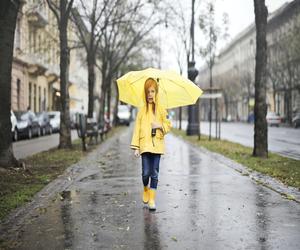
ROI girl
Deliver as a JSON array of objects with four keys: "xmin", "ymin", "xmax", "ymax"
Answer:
[{"xmin": 130, "ymin": 78, "xmax": 171, "ymax": 211}]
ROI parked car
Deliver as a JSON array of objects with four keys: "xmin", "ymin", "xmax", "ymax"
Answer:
[
  {"xmin": 292, "ymin": 113, "xmax": 300, "ymax": 128},
  {"xmin": 37, "ymin": 112, "xmax": 52, "ymax": 135},
  {"xmin": 48, "ymin": 111, "xmax": 60, "ymax": 132},
  {"xmin": 11, "ymin": 110, "xmax": 18, "ymax": 141},
  {"xmin": 15, "ymin": 111, "xmax": 41, "ymax": 139},
  {"xmin": 117, "ymin": 105, "xmax": 131, "ymax": 126},
  {"xmin": 266, "ymin": 112, "xmax": 281, "ymax": 127}
]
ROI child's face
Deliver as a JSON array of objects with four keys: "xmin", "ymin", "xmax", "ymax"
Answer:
[{"xmin": 147, "ymin": 86, "xmax": 156, "ymax": 104}]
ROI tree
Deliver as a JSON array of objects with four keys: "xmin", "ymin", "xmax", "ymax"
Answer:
[
  {"xmin": 253, "ymin": 0, "xmax": 268, "ymax": 157},
  {"xmin": 267, "ymin": 21, "xmax": 300, "ymax": 122},
  {"xmin": 168, "ymin": 1, "xmax": 191, "ymax": 130},
  {"xmin": 267, "ymin": 43, "xmax": 285, "ymax": 115},
  {"xmin": 0, "ymin": 0, "xmax": 21, "ymax": 168},
  {"xmin": 241, "ymin": 68, "xmax": 255, "ymax": 118},
  {"xmin": 198, "ymin": 1, "xmax": 229, "ymax": 140},
  {"xmin": 97, "ymin": 0, "xmax": 162, "ymax": 126},
  {"xmin": 46, "ymin": 0, "xmax": 74, "ymax": 149},
  {"xmin": 72, "ymin": 0, "xmax": 119, "ymax": 118}
]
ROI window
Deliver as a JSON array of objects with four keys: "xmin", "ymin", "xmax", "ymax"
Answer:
[
  {"xmin": 28, "ymin": 82, "xmax": 32, "ymax": 109},
  {"xmin": 38, "ymin": 35, "xmax": 41, "ymax": 54},
  {"xmin": 43, "ymin": 88, "xmax": 46, "ymax": 111},
  {"xmin": 38, "ymin": 86, "xmax": 41, "ymax": 112},
  {"xmin": 17, "ymin": 79, "xmax": 21, "ymax": 110},
  {"xmin": 34, "ymin": 84, "xmax": 37, "ymax": 112}
]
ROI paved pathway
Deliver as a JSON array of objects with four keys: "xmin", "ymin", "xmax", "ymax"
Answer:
[{"xmin": 2, "ymin": 127, "xmax": 300, "ymax": 249}]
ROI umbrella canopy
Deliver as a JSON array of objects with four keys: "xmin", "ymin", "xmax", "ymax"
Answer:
[{"xmin": 116, "ymin": 68, "xmax": 203, "ymax": 109}]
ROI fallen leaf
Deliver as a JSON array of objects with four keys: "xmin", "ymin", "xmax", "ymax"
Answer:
[{"xmin": 171, "ymin": 236, "xmax": 178, "ymax": 242}]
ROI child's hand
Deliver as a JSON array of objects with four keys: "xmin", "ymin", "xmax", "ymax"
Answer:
[
  {"xmin": 134, "ymin": 149, "xmax": 140, "ymax": 158},
  {"xmin": 151, "ymin": 122, "xmax": 162, "ymax": 129}
]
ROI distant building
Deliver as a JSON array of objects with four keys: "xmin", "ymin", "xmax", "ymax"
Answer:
[{"xmin": 198, "ymin": 0, "xmax": 300, "ymax": 123}]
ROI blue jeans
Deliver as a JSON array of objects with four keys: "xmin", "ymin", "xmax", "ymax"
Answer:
[{"xmin": 141, "ymin": 152, "xmax": 161, "ymax": 189}]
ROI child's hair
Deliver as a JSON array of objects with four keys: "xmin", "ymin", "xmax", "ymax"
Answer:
[{"xmin": 144, "ymin": 78, "xmax": 158, "ymax": 114}]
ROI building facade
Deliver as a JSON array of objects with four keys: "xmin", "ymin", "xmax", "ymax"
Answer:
[
  {"xmin": 198, "ymin": 0, "xmax": 300, "ymax": 123},
  {"xmin": 11, "ymin": 0, "xmax": 91, "ymax": 114}
]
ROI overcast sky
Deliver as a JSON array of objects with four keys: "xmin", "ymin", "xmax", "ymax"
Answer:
[
  {"xmin": 217, "ymin": 0, "xmax": 292, "ymax": 39},
  {"xmin": 159, "ymin": 0, "xmax": 293, "ymax": 72}
]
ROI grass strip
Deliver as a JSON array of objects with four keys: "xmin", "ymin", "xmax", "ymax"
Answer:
[{"xmin": 171, "ymin": 128, "xmax": 300, "ymax": 190}]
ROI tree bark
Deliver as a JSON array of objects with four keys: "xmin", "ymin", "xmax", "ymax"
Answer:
[
  {"xmin": 0, "ymin": 0, "xmax": 20, "ymax": 168},
  {"xmin": 107, "ymin": 83, "xmax": 111, "ymax": 124},
  {"xmin": 112, "ymin": 80, "xmax": 119, "ymax": 126},
  {"xmin": 58, "ymin": 0, "xmax": 72, "ymax": 148},
  {"xmin": 253, "ymin": 0, "xmax": 268, "ymax": 157},
  {"xmin": 87, "ymin": 51, "xmax": 95, "ymax": 118},
  {"xmin": 98, "ymin": 77, "xmax": 107, "ymax": 126},
  {"xmin": 223, "ymin": 92, "xmax": 229, "ymax": 122}
]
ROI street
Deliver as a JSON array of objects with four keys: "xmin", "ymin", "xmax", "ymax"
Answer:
[
  {"xmin": 174, "ymin": 120, "xmax": 300, "ymax": 160},
  {"xmin": 12, "ymin": 130, "xmax": 79, "ymax": 160},
  {"xmin": 3, "ymin": 127, "xmax": 300, "ymax": 250}
]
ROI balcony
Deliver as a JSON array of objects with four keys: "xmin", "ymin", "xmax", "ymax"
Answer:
[
  {"xmin": 26, "ymin": 3, "xmax": 48, "ymax": 28},
  {"xmin": 46, "ymin": 65, "xmax": 59, "ymax": 84},
  {"xmin": 24, "ymin": 53, "xmax": 47, "ymax": 76}
]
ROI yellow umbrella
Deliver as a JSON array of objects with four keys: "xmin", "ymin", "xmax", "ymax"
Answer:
[{"xmin": 116, "ymin": 68, "xmax": 203, "ymax": 109}]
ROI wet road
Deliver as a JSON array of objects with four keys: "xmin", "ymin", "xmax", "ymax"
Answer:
[
  {"xmin": 174, "ymin": 120, "xmax": 300, "ymax": 160},
  {"xmin": 13, "ymin": 130, "xmax": 78, "ymax": 159},
  {"xmin": 5, "ymin": 127, "xmax": 300, "ymax": 249}
]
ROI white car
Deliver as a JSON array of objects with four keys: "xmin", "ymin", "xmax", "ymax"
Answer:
[
  {"xmin": 266, "ymin": 112, "xmax": 281, "ymax": 127},
  {"xmin": 11, "ymin": 110, "xmax": 18, "ymax": 141},
  {"xmin": 117, "ymin": 105, "xmax": 131, "ymax": 126},
  {"xmin": 48, "ymin": 111, "xmax": 60, "ymax": 132}
]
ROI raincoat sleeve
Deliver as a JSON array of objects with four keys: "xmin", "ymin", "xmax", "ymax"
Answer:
[
  {"xmin": 130, "ymin": 109, "xmax": 142, "ymax": 150},
  {"xmin": 161, "ymin": 108, "xmax": 172, "ymax": 135}
]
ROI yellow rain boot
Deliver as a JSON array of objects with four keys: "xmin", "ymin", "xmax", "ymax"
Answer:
[
  {"xmin": 148, "ymin": 189, "xmax": 156, "ymax": 211},
  {"xmin": 143, "ymin": 186, "xmax": 150, "ymax": 204}
]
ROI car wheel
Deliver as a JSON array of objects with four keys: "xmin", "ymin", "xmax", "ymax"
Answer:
[
  {"xmin": 13, "ymin": 129, "xmax": 18, "ymax": 141},
  {"xmin": 28, "ymin": 128, "xmax": 32, "ymax": 139}
]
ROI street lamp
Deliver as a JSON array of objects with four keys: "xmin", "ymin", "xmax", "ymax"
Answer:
[{"xmin": 186, "ymin": 0, "xmax": 199, "ymax": 136}]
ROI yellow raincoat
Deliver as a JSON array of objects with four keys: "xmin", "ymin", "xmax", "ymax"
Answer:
[{"xmin": 131, "ymin": 104, "xmax": 172, "ymax": 154}]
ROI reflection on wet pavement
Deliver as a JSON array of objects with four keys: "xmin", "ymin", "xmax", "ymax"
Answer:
[{"xmin": 7, "ymin": 127, "xmax": 300, "ymax": 250}]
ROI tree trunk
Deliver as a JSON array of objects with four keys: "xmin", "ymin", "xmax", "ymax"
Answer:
[
  {"xmin": 58, "ymin": 0, "xmax": 72, "ymax": 149},
  {"xmin": 209, "ymin": 64, "xmax": 213, "ymax": 140},
  {"xmin": 113, "ymin": 81, "xmax": 119, "ymax": 126},
  {"xmin": 179, "ymin": 107, "xmax": 182, "ymax": 130},
  {"xmin": 273, "ymin": 90, "xmax": 276, "ymax": 113},
  {"xmin": 98, "ymin": 78, "xmax": 107, "ymax": 126},
  {"xmin": 87, "ymin": 51, "xmax": 95, "ymax": 118},
  {"xmin": 0, "ymin": 0, "xmax": 20, "ymax": 168},
  {"xmin": 224, "ymin": 93, "xmax": 229, "ymax": 121},
  {"xmin": 287, "ymin": 87, "xmax": 292, "ymax": 124},
  {"xmin": 253, "ymin": 0, "xmax": 268, "ymax": 157},
  {"xmin": 106, "ymin": 79, "xmax": 112, "ymax": 124}
]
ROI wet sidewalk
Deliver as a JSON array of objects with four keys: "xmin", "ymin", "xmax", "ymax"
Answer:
[{"xmin": 1, "ymin": 127, "xmax": 300, "ymax": 249}]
